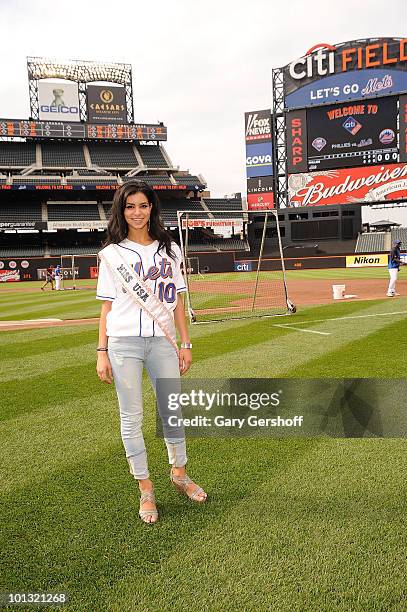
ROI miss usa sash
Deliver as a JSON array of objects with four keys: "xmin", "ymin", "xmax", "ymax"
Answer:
[{"xmin": 99, "ymin": 244, "xmax": 178, "ymax": 354}]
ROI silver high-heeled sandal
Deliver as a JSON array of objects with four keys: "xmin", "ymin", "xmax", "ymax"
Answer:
[
  {"xmin": 139, "ymin": 489, "xmax": 158, "ymax": 523},
  {"xmin": 170, "ymin": 470, "xmax": 207, "ymax": 503}
]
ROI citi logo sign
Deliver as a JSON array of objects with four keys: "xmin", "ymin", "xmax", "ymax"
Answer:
[
  {"xmin": 343, "ymin": 117, "xmax": 362, "ymax": 135},
  {"xmin": 235, "ymin": 261, "xmax": 252, "ymax": 272}
]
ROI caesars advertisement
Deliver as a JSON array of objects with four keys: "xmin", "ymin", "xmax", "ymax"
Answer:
[
  {"xmin": 87, "ymin": 85, "xmax": 127, "ymax": 123},
  {"xmin": 244, "ymin": 109, "xmax": 274, "ymax": 209},
  {"xmin": 38, "ymin": 81, "xmax": 80, "ymax": 122}
]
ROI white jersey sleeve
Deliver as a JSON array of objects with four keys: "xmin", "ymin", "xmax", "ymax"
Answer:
[
  {"xmin": 172, "ymin": 243, "xmax": 187, "ymax": 294},
  {"xmin": 96, "ymin": 259, "xmax": 117, "ymax": 301}
]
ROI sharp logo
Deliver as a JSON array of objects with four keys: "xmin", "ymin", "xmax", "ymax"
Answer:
[{"xmin": 246, "ymin": 114, "xmax": 271, "ymax": 137}]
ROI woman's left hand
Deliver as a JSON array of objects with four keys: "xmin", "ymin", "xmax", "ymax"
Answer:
[{"xmin": 179, "ymin": 348, "xmax": 192, "ymax": 375}]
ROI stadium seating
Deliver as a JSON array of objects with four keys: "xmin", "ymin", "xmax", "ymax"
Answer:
[
  {"xmin": 0, "ymin": 142, "xmax": 36, "ymax": 167},
  {"xmin": 12, "ymin": 176, "xmax": 62, "ymax": 185},
  {"xmin": 355, "ymin": 232, "xmax": 386, "ymax": 252},
  {"xmin": 204, "ymin": 197, "xmax": 243, "ymax": 211},
  {"xmin": 47, "ymin": 205, "xmax": 100, "ymax": 221},
  {"xmin": 66, "ymin": 175, "xmax": 118, "ymax": 183},
  {"xmin": 186, "ymin": 243, "xmax": 217, "ymax": 252},
  {"xmin": 72, "ymin": 169, "xmax": 112, "ymax": 175},
  {"xmin": 0, "ymin": 203, "xmax": 42, "ymax": 221},
  {"xmin": 49, "ymin": 245, "xmax": 101, "ymax": 255},
  {"xmin": 88, "ymin": 143, "xmax": 137, "ymax": 168},
  {"xmin": 217, "ymin": 238, "xmax": 249, "ymax": 251},
  {"xmin": 137, "ymin": 144, "xmax": 169, "ymax": 168},
  {"xmin": 391, "ymin": 227, "xmax": 407, "ymax": 245},
  {"xmin": 0, "ymin": 247, "xmax": 44, "ymax": 257},
  {"xmin": 160, "ymin": 198, "xmax": 206, "ymax": 227},
  {"xmin": 173, "ymin": 174, "xmax": 203, "ymax": 187},
  {"xmin": 123, "ymin": 175, "xmax": 174, "ymax": 186},
  {"xmin": 42, "ymin": 143, "xmax": 86, "ymax": 168}
]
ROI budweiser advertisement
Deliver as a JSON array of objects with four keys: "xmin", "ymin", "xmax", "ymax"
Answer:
[{"xmin": 288, "ymin": 163, "xmax": 407, "ymax": 206}]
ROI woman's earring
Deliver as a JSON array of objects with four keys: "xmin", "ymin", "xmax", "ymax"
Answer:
[{"xmin": 148, "ymin": 220, "xmax": 150, "ymax": 231}]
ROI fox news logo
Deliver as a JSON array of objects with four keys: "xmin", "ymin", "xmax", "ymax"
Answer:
[
  {"xmin": 342, "ymin": 116, "xmax": 362, "ymax": 135},
  {"xmin": 245, "ymin": 112, "xmax": 271, "ymax": 140}
]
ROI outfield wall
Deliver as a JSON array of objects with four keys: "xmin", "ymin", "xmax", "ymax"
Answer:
[
  {"xmin": 0, "ymin": 255, "xmax": 98, "ymax": 282},
  {"xmin": 0, "ymin": 251, "xmax": 396, "ymax": 282}
]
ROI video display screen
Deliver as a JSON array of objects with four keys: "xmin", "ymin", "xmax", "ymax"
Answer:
[{"xmin": 307, "ymin": 97, "xmax": 398, "ymax": 171}]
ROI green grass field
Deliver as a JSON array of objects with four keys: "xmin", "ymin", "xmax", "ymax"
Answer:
[{"xmin": 1, "ymin": 269, "xmax": 407, "ymax": 611}]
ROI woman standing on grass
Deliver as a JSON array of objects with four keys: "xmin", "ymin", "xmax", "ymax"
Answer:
[{"xmin": 96, "ymin": 181, "xmax": 207, "ymax": 524}]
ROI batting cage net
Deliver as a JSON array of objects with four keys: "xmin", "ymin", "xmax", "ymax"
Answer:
[
  {"xmin": 177, "ymin": 210, "xmax": 295, "ymax": 323},
  {"xmin": 60, "ymin": 254, "xmax": 99, "ymax": 289}
]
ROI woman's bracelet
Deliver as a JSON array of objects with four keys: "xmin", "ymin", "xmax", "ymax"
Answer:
[
  {"xmin": 96, "ymin": 347, "xmax": 108, "ymax": 352},
  {"xmin": 180, "ymin": 342, "xmax": 192, "ymax": 349}
]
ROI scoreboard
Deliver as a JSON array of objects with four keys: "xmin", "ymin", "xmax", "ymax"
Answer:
[
  {"xmin": 307, "ymin": 97, "xmax": 398, "ymax": 170},
  {"xmin": 0, "ymin": 119, "xmax": 167, "ymax": 141},
  {"xmin": 286, "ymin": 95, "xmax": 404, "ymax": 174}
]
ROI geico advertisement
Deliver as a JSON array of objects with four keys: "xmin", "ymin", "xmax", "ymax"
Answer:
[
  {"xmin": 38, "ymin": 81, "xmax": 80, "ymax": 122},
  {"xmin": 346, "ymin": 254, "xmax": 388, "ymax": 267}
]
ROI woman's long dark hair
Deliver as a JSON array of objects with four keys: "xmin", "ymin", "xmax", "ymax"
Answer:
[{"xmin": 104, "ymin": 181, "xmax": 174, "ymax": 258}]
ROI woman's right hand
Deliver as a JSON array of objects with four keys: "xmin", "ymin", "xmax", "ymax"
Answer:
[{"xmin": 96, "ymin": 353, "xmax": 113, "ymax": 384}]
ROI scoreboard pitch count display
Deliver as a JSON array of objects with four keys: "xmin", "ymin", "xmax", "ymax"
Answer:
[{"xmin": 307, "ymin": 97, "xmax": 398, "ymax": 171}]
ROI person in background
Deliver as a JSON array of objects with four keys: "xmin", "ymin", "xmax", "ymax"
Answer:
[
  {"xmin": 387, "ymin": 239, "xmax": 403, "ymax": 297},
  {"xmin": 54, "ymin": 264, "xmax": 62, "ymax": 291},
  {"xmin": 41, "ymin": 265, "xmax": 54, "ymax": 291}
]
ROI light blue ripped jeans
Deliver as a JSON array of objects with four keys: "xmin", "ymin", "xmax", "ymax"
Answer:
[{"xmin": 108, "ymin": 336, "xmax": 187, "ymax": 480}]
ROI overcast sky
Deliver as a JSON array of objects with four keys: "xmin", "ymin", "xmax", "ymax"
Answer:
[{"xmin": 1, "ymin": 0, "xmax": 407, "ymax": 224}]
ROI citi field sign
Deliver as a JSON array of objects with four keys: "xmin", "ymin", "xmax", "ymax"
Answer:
[{"xmin": 284, "ymin": 38, "xmax": 407, "ymax": 108}]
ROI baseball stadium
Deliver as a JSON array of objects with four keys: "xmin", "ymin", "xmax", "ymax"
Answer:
[{"xmin": 1, "ymin": 39, "xmax": 407, "ymax": 611}]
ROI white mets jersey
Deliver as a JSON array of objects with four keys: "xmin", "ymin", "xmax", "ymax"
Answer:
[{"xmin": 96, "ymin": 239, "xmax": 186, "ymax": 337}]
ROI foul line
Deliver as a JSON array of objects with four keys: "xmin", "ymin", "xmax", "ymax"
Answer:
[
  {"xmin": 273, "ymin": 324, "xmax": 331, "ymax": 336},
  {"xmin": 273, "ymin": 310, "xmax": 407, "ymax": 336}
]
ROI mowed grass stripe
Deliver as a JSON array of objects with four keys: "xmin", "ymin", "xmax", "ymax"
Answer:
[
  {"xmin": 1, "ymin": 342, "xmax": 99, "ymax": 382},
  {"xmin": 1, "ymin": 436, "xmax": 318, "ymax": 610},
  {"xmin": 106, "ymin": 438, "xmax": 407, "ymax": 612},
  {"xmin": 0, "ymin": 295, "xmax": 97, "ymax": 320},
  {"xmin": 192, "ymin": 300, "xmax": 407, "ymax": 379},
  {"xmin": 289, "ymin": 315, "xmax": 407, "ymax": 377},
  {"xmin": 0, "ymin": 360, "xmax": 107, "ymax": 422},
  {"xmin": 0, "ymin": 323, "xmax": 96, "ymax": 347},
  {"xmin": 0, "ymin": 328, "xmax": 98, "ymax": 360},
  {"xmin": 0, "ymin": 391, "xmax": 119, "ymax": 493}
]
